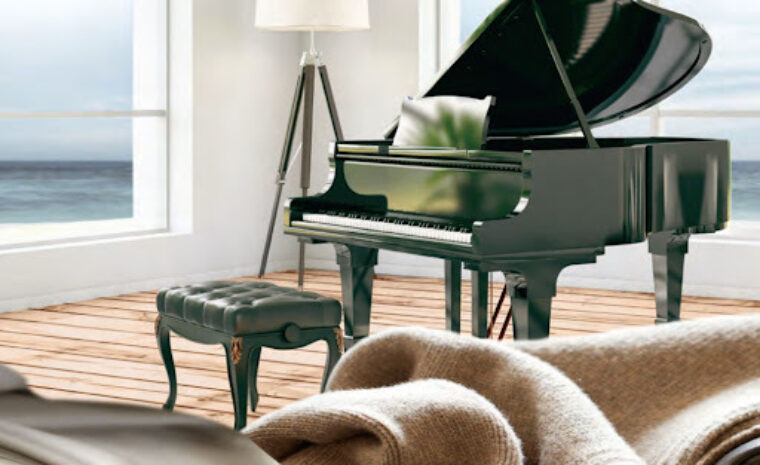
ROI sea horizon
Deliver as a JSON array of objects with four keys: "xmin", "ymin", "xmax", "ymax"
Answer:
[
  {"xmin": 0, "ymin": 159, "xmax": 759, "ymax": 224},
  {"xmin": 0, "ymin": 159, "xmax": 133, "ymax": 224}
]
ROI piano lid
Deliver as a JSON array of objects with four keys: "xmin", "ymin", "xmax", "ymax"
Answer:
[{"xmin": 422, "ymin": 0, "xmax": 711, "ymax": 137}]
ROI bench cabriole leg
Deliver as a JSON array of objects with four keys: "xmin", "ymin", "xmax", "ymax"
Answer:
[{"xmin": 155, "ymin": 316, "xmax": 177, "ymax": 411}]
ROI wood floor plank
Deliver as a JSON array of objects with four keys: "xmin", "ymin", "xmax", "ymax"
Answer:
[{"xmin": 2, "ymin": 269, "xmax": 757, "ymax": 430}]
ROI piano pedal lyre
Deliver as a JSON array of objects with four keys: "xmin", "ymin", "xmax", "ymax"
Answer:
[
  {"xmin": 498, "ymin": 305, "xmax": 513, "ymax": 341},
  {"xmin": 487, "ymin": 284, "xmax": 508, "ymax": 338},
  {"xmin": 486, "ymin": 283, "xmax": 513, "ymax": 341}
]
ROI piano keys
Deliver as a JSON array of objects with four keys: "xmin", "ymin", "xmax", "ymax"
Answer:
[
  {"xmin": 283, "ymin": 0, "xmax": 731, "ymax": 347},
  {"xmin": 297, "ymin": 214, "xmax": 474, "ymax": 245}
]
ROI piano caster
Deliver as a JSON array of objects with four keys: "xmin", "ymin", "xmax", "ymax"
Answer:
[
  {"xmin": 335, "ymin": 244, "xmax": 378, "ymax": 350},
  {"xmin": 649, "ymin": 232, "xmax": 689, "ymax": 325}
]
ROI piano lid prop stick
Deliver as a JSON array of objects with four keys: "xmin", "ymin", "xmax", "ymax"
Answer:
[{"xmin": 531, "ymin": 0, "xmax": 599, "ymax": 149}]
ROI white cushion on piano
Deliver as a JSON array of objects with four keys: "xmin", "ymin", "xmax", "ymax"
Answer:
[{"xmin": 392, "ymin": 95, "xmax": 494, "ymax": 150}]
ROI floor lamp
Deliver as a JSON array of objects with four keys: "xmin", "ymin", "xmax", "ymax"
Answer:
[{"xmin": 256, "ymin": 0, "xmax": 370, "ymax": 289}]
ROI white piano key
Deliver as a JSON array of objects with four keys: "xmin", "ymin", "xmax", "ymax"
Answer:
[{"xmin": 301, "ymin": 213, "xmax": 472, "ymax": 245}]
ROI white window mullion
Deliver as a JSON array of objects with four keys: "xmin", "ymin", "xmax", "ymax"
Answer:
[
  {"xmin": 659, "ymin": 109, "xmax": 760, "ymax": 118},
  {"xmin": 133, "ymin": 117, "xmax": 167, "ymax": 229},
  {"xmin": 133, "ymin": 0, "xmax": 168, "ymax": 110},
  {"xmin": 133, "ymin": 0, "xmax": 168, "ymax": 231},
  {"xmin": 0, "ymin": 110, "xmax": 165, "ymax": 119},
  {"xmin": 651, "ymin": 105, "xmax": 662, "ymax": 137},
  {"xmin": 418, "ymin": 0, "xmax": 440, "ymax": 91},
  {"xmin": 418, "ymin": 0, "xmax": 463, "ymax": 92},
  {"xmin": 439, "ymin": 0, "xmax": 462, "ymax": 67}
]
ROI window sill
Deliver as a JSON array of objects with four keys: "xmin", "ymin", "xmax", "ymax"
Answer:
[
  {"xmin": 691, "ymin": 221, "xmax": 760, "ymax": 244},
  {"xmin": 0, "ymin": 218, "xmax": 171, "ymax": 252}
]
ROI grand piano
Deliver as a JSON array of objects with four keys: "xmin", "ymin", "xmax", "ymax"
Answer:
[{"xmin": 284, "ymin": 0, "xmax": 731, "ymax": 348}]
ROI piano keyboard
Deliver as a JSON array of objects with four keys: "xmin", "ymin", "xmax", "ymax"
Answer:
[{"xmin": 299, "ymin": 213, "xmax": 473, "ymax": 244}]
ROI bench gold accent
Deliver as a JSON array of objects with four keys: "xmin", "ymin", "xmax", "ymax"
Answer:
[
  {"xmin": 230, "ymin": 338, "xmax": 243, "ymax": 365},
  {"xmin": 334, "ymin": 327, "xmax": 344, "ymax": 354}
]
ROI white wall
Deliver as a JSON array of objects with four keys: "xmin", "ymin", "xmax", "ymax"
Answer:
[
  {"xmin": 0, "ymin": 0, "xmax": 303, "ymax": 312},
  {"xmin": 304, "ymin": 0, "xmax": 760, "ymax": 300}
]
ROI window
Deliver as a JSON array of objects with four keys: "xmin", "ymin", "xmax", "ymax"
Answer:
[
  {"xmin": 0, "ymin": 0, "xmax": 168, "ymax": 247},
  {"xmin": 428, "ymin": 0, "xmax": 760, "ymax": 225}
]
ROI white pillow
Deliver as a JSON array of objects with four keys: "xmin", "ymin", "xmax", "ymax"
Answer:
[{"xmin": 392, "ymin": 95, "xmax": 494, "ymax": 150}]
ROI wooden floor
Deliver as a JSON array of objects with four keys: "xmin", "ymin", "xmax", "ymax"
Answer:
[{"xmin": 1, "ymin": 269, "xmax": 759, "ymax": 428}]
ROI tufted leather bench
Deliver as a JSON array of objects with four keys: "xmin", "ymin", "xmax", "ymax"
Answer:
[{"xmin": 155, "ymin": 281, "xmax": 343, "ymax": 430}]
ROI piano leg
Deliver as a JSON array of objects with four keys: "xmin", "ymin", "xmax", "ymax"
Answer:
[
  {"xmin": 335, "ymin": 244, "xmax": 378, "ymax": 350},
  {"xmin": 471, "ymin": 271, "xmax": 489, "ymax": 338},
  {"xmin": 445, "ymin": 260, "xmax": 462, "ymax": 333},
  {"xmin": 506, "ymin": 262, "xmax": 567, "ymax": 340},
  {"xmin": 649, "ymin": 232, "xmax": 690, "ymax": 324}
]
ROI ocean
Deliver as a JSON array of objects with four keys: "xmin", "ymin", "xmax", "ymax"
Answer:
[
  {"xmin": 0, "ymin": 161, "xmax": 132, "ymax": 224},
  {"xmin": 732, "ymin": 161, "xmax": 760, "ymax": 222},
  {"xmin": 0, "ymin": 160, "xmax": 758, "ymax": 225}
]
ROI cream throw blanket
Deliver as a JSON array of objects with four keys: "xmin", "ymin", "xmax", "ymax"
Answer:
[{"xmin": 246, "ymin": 316, "xmax": 760, "ymax": 465}]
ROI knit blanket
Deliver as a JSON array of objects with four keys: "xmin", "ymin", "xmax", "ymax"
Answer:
[{"xmin": 246, "ymin": 316, "xmax": 760, "ymax": 465}]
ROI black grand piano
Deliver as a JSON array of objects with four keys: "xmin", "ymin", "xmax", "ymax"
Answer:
[{"xmin": 284, "ymin": 0, "xmax": 730, "ymax": 348}]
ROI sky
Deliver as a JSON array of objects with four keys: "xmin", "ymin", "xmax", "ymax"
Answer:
[
  {"xmin": 460, "ymin": 0, "xmax": 760, "ymax": 161},
  {"xmin": 0, "ymin": 0, "xmax": 133, "ymax": 161}
]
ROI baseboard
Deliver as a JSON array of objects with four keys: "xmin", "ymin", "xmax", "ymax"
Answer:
[
  {"xmin": 0, "ymin": 259, "xmax": 294, "ymax": 314},
  {"xmin": 5, "ymin": 257, "xmax": 756, "ymax": 314},
  {"xmin": 556, "ymin": 275, "xmax": 760, "ymax": 301},
  {"xmin": 306, "ymin": 258, "xmax": 760, "ymax": 301}
]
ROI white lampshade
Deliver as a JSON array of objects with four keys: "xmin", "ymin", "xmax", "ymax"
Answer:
[{"xmin": 255, "ymin": 0, "xmax": 370, "ymax": 32}]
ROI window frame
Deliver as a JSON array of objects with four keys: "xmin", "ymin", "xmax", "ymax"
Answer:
[
  {"xmin": 0, "ymin": 0, "xmax": 170, "ymax": 249},
  {"xmin": 420, "ymin": 0, "xmax": 760, "ymax": 242}
]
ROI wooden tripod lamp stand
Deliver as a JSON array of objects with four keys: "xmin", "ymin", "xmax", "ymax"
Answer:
[{"xmin": 256, "ymin": 0, "xmax": 370, "ymax": 289}]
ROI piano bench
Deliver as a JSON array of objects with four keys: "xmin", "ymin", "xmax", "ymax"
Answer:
[{"xmin": 154, "ymin": 280, "xmax": 343, "ymax": 430}]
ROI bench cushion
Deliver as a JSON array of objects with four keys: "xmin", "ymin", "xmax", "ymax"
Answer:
[{"xmin": 157, "ymin": 281, "xmax": 341, "ymax": 336}]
